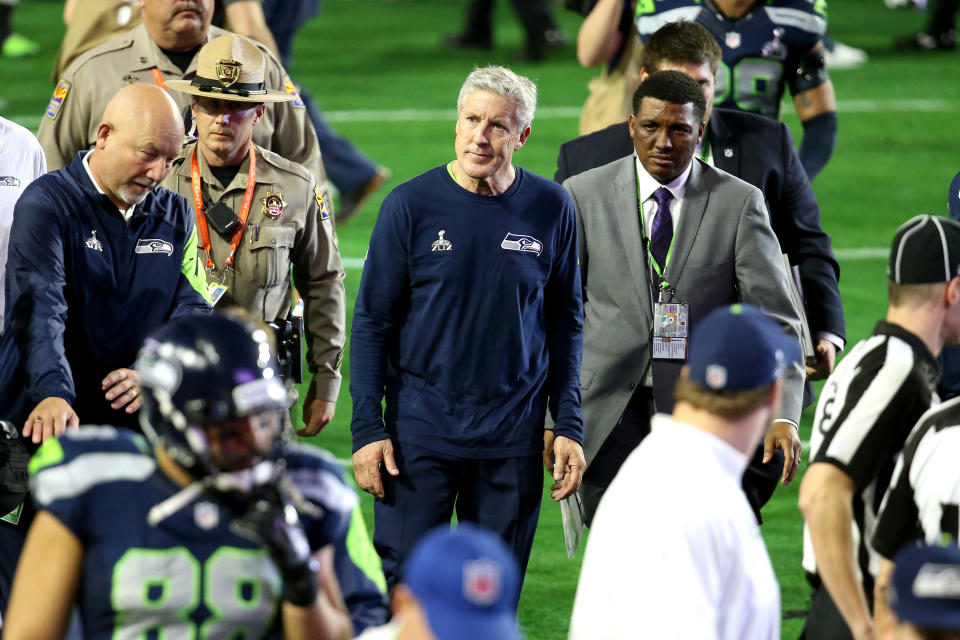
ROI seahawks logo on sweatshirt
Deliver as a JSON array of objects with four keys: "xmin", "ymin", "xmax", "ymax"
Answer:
[
  {"xmin": 135, "ymin": 239, "xmax": 174, "ymax": 256},
  {"xmin": 501, "ymin": 233, "xmax": 542, "ymax": 257}
]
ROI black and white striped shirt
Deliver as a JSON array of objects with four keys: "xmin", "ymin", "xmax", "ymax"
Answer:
[
  {"xmin": 873, "ymin": 395, "xmax": 960, "ymax": 559},
  {"xmin": 802, "ymin": 321, "xmax": 940, "ymax": 587}
]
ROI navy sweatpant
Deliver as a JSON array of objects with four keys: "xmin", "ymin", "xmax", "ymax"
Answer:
[{"xmin": 372, "ymin": 441, "xmax": 542, "ymax": 596}]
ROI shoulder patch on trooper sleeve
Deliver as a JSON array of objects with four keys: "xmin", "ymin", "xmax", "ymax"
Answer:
[
  {"xmin": 45, "ymin": 80, "xmax": 71, "ymax": 119},
  {"xmin": 283, "ymin": 80, "xmax": 306, "ymax": 108},
  {"xmin": 314, "ymin": 185, "xmax": 330, "ymax": 220}
]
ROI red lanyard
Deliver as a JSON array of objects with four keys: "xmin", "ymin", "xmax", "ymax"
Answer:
[
  {"xmin": 190, "ymin": 142, "xmax": 257, "ymax": 269},
  {"xmin": 150, "ymin": 68, "xmax": 167, "ymax": 91}
]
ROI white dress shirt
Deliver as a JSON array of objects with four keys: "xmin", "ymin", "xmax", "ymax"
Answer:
[
  {"xmin": 569, "ymin": 414, "xmax": 781, "ymax": 640},
  {"xmin": 0, "ymin": 117, "xmax": 47, "ymax": 329},
  {"xmin": 634, "ymin": 155, "xmax": 693, "ymax": 243},
  {"xmin": 82, "ymin": 150, "xmax": 135, "ymax": 222}
]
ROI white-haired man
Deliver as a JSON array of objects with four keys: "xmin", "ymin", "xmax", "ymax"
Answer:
[{"xmin": 349, "ymin": 65, "xmax": 586, "ymax": 588}]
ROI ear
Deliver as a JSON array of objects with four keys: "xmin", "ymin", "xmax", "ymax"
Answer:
[
  {"xmin": 515, "ymin": 125, "xmax": 531, "ymax": 151},
  {"xmin": 95, "ymin": 122, "xmax": 112, "ymax": 150},
  {"xmin": 639, "ymin": 67, "xmax": 650, "ymax": 82},
  {"xmin": 947, "ymin": 277, "xmax": 960, "ymax": 307},
  {"xmin": 697, "ymin": 119, "xmax": 706, "ymax": 145},
  {"xmin": 390, "ymin": 584, "xmax": 415, "ymax": 616},
  {"xmin": 628, "ymin": 114, "xmax": 637, "ymax": 139},
  {"xmin": 253, "ymin": 104, "xmax": 266, "ymax": 125}
]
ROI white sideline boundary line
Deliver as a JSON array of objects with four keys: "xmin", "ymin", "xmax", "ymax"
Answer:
[
  {"xmin": 5, "ymin": 98, "xmax": 954, "ymax": 130},
  {"xmin": 341, "ymin": 247, "xmax": 886, "ymax": 270}
]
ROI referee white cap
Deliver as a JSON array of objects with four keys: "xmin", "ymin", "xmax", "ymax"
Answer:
[{"xmin": 889, "ymin": 215, "xmax": 960, "ymax": 284}]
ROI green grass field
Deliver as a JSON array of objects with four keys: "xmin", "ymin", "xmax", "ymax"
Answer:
[{"xmin": 3, "ymin": 0, "xmax": 960, "ymax": 637}]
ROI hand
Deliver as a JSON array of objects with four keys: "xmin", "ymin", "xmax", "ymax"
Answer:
[
  {"xmin": 22, "ymin": 397, "xmax": 79, "ymax": 444},
  {"xmin": 542, "ymin": 429, "xmax": 555, "ymax": 472},
  {"xmin": 764, "ymin": 420, "xmax": 802, "ymax": 486},
  {"xmin": 102, "ymin": 368, "xmax": 142, "ymax": 414},
  {"xmin": 548, "ymin": 436, "xmax": 586, "ymax": 501},
  {"xmin": 806, "ymin": 339, "xmax": 838, "ymax": 381},
  {"xmin": 351, "ymin": 438, "xmax": 398, "ymax": 500},
  {"xmin": 299, "ymin": 399, "xmax": 335, "ymax": 437},
  {"xmin": 229, "ymin": 482, "xmax": 318, "ymax": 607}
]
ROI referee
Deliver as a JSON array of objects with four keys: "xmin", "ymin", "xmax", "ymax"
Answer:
[
  {"xmin": 870, "ymin": 393, "xmax": 960, "ymax": 635},
  {"xmin": 799, "ymin": 214, "xmax": 960, "ymax": 640}
]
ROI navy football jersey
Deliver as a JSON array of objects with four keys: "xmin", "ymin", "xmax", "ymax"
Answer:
[
  {"xmin": 29, "ymin": 427, "xmax": 374, "ymax": 639},
  {"xmin": 635, "ymin": 0, "xmax": 827, "ymax": 119}
]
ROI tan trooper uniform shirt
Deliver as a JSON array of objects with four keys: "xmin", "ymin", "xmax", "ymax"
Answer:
[
  {"xmin": 163, "ymin": 142, "xmax": 346, "ymax": 403},
  {"xmin": 38, "ymin": 23, "xmax": 331, "ymax": 207}
]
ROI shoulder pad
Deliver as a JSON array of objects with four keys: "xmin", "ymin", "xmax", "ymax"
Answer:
[
  {"xmin": 282, "ymin": 444, "xmax": 358, "ymax": 516},
  {"xmin": 763, "ymin": 3, "xmax": 827, "ymax": 36},
  {"xmin": 29, "ymin": 427, "xmax": 156, "ymax": 506},
  {"xmin": 635, "ymin": 4, "xmax": 702, "ymax": 38}
]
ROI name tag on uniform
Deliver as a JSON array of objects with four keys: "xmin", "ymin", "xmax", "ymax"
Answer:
[{"xmin": 652, "ymin": 302, "xmax": 689, "ymax": 360}]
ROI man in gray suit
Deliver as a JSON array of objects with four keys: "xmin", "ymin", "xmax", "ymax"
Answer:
[{"xmin": 563, "ymin": 70, "xmax": 804, "ymax": 523}]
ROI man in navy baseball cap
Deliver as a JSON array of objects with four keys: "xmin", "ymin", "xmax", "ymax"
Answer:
[
  {"xmin": 570, "ymin": 304, "xmax": 798, "ymax": 640},
  {"xmin": 889, "ymin": 544, "xmax": 960, "ymax": 639},
  {"xmin": 355, "ymin": 523, "xmax": 523, "ymax": 640}
]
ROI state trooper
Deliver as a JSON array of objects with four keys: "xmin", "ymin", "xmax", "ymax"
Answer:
[
  {"xmin": 38, "ymin": 0, "xmax": 331, "ymax": 214},
  {"xmin": 162, "ymin": 34, "xmax": 346, "ymax": 437}
]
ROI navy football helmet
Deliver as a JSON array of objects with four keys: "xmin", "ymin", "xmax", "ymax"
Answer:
[{"xmin": 136, "ymin": 312, "xmax": 293, "ymax": 479}]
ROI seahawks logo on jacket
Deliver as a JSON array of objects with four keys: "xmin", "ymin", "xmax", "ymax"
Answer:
[
  {"xmin": 135, "ymin": 239, "xmax": 174, "ymax": 256},
  {"xmin": 501, "ymin": 233, "xmax": 542, "ymax": 256}
]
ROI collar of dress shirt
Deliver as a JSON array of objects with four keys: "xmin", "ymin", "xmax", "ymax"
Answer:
[
  {"xmin": 634, "ymin": 154, "xmax": 693, "ymax": 207},
  {"xmin": 650, "ymin": 413, "xmax": 750, "ymax": 478},
  {"xmin": 82, "ymin": 150, "xmax": 135, "ymax": 221}
]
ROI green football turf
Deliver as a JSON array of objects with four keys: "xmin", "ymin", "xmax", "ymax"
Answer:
[{"xmin": 3, "ymin": 0, "xmax": 959, "ymax": 637}]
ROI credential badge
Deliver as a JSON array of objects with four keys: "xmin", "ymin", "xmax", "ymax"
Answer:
[
  {"xmin": 261, "ymin": 192, "xmax": 287, "ymax": 219},
  {"xmin": 216, "ymin": 58, "xmax": 243, "ymax": 87},
  {"xmin": 431, "ymin": 230, "xmax": 453, "ymax": 252},
  {"xmin": 85, "ymin": 230, "xmax": 103, "ymax": 252}
]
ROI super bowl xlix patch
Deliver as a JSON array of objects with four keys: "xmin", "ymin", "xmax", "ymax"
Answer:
[{"xmin": 46, "ymin": 80, "xmax": 70, "ymax": 119}]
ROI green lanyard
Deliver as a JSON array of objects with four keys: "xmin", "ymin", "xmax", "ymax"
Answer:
[
  {"xmin": 699, "ymin": 133, "xmax": 711, "ymax": 163},
  {"xmin": 635, "ymin": 171, "xmax": 676, "ymax": 289}
]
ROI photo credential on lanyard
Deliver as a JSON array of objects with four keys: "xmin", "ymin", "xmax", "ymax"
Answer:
[{"xmin": 651, "ymin": 301, "xmax": 689, "ymax": 360}]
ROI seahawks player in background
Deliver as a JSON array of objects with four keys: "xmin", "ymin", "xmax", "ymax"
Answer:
[
  {"xmin": 2, "ymin": 312, "xmax": 387, "ymax": 639},
  {"xmin": 574, "ymin": 0, "xmax": 836, "ymax": 179}
]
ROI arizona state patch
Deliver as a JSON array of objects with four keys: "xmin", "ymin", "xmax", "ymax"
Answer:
[
  {"xmin": 283, "ymin": 80, "xmax": 305, "ymax": 108},
  {"xmin": 315, "ymin": 185, "xmax": 330, "ymax": 220},
  {"xmin": 46, "ymin": 80, "xmax": 71, "ymax": 119}
]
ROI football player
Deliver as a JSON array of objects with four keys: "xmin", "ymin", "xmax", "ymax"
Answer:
[
  {"xmin": 631, "ymin": 0, "xmax": 837, "ymax": 179},
  {"xmin": 2, "ymin": 312, "xmax": 385, "ymax": 639}
]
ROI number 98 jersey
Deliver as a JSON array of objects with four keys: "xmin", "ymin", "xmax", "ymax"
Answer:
[
  {"xmin": 635, "ymin": 0, "xmax": 828, "ymax": 119},
  {"xmin": 28, "ymin": 426, "xmax": 366, "ymax": 639}
]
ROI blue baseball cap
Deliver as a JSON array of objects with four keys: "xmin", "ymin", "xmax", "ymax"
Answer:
[
  {"xmin": 687, "ymin": 304, "xmax": 802, "ymax": 391},
  {"xmin": 890, "ymin": 543, "xmax": 960, "ymax": 631},
  {"xmin": 403, "ymin": 524, "xmax": 523, "ymax": 640},
  {"xmin": 949, "ymin": 171, "xmax": 960, "ymax": 220}
]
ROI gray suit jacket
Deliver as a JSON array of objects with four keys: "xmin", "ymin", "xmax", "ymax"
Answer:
[{"xmin": 563, "ymin": 156, "xmax": 804, "ymax": 466}]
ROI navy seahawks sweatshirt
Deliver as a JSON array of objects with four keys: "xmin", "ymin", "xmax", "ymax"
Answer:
[{"xmin": 350, "ymin": 165, "xmax": 584, "ymax": 458}]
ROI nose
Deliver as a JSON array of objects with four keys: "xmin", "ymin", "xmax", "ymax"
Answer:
[
  {"xmin": 472, "ymin": 123, "xmax": 489, "ymax": 145},
  {"xmin": 145, "ymin": 156, "xmax": 168, "ymax": 182},
  {"xmin": 654, "ymin": 128, "xmax": 672, "ymax": 150}
]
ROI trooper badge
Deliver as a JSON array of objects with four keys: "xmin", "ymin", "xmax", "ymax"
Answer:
[
  {"xmin": 261, "ymin": 192, "xmax": 286, "ymax": 219},
  {"xmin": 216, "ymin": 58, "xmax": 243, "ymax": 87}
]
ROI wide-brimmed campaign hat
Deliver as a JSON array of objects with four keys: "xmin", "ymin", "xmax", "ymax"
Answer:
[{"xmin": 165, "ymin": 34, "xmax": 294, "ymax": 103}]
